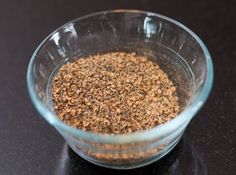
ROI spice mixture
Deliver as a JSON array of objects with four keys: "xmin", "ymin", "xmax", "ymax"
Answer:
[
  {"xmin": 52, "ymin": 52, "xmax": 180, "ymax": 134},
  {"xmin": 85, "ymin": 143, "xmax": 165, "ymax": 163}
]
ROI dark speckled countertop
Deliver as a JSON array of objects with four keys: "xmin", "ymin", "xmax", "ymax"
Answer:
[{"xmin": 0, "ymin": 0, "xmax": 235, "ymax": 174}]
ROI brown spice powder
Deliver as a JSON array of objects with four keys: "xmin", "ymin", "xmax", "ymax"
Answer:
[
  {"xmin": 85, "ymin": 143, "xmax": 166, "ymax": 163},
  {"xmin": 52, "ymin": 52, "xmax": 180, "ymax": 134}
]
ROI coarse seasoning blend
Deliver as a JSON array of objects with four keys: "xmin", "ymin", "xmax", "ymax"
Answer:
[{"xmin": 52, "ymin": 52, "xmax": 180, "ymax": 134}]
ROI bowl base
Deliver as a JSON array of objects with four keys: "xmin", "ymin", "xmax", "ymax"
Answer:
[{"xmin": 69, "ymin": 135, "xmax": 182, "ymax": 170}]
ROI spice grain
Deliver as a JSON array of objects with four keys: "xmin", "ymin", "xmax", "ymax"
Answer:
[{"xmin": 52, "ymin": 52, "xmax": 179, "ymax": 134}]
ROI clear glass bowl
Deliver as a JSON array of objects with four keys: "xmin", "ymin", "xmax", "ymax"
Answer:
[{"xmin": 27, "ymin": 10, "xmax": 213, "ymax": 169}]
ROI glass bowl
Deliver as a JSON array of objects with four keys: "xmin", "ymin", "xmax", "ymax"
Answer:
[{"xmin": 27, "ymin": 10, "xmax": 213, "ymax": 169}]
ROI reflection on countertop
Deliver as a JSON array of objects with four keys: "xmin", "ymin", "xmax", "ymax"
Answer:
[{"xmin": 55, "ymin": 134, "xmax": 207, "ymax": 175}]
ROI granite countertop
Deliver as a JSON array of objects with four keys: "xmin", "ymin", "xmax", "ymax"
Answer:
[{"xmin": 0, "ymin": 0, "xmax": 235, "ymax": 174}]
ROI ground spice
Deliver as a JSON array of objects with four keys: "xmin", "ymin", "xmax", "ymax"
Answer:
[
  {"xmin": 87, "ymin": 146, "xmax": 165, "ymax": 164},
  {"xmin": 52, "ymin": 52, "xmax": 180, "ymax": 134}
]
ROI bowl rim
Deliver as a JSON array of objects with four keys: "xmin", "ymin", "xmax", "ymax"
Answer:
[{"xmin": 27, "ymin": 9, "xmax": 213, "ymax": 143}]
